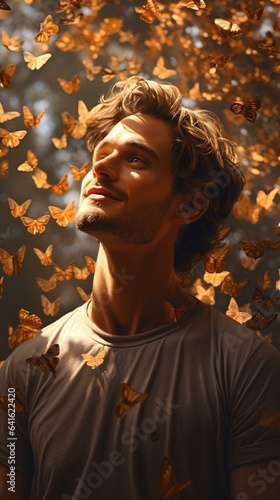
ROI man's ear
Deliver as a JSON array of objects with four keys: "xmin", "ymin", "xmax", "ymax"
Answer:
[{"xmin": 173, "ymin": 190, "xmax": 209, "ymax": 225}]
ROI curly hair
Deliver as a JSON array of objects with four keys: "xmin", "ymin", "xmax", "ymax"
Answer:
[{"xmin": 85, "ymin": 76, "xmax": 245, "ymax": 282}]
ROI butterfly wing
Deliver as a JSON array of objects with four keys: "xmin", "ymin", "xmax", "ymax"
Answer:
[
  {"xmin": 115, "ymin": 382, "xmax": 148, "ymax": 418},
  {"xmin": 0, "ymin": 64, "xmax": 15, "ymax": 88},
  {"xmin": 33, "ymin": 244, "xmax": 53, "ymax": 266},
  {"xmin": 155, "ymin": 457, "xmax": 191, "ymax": 499}
]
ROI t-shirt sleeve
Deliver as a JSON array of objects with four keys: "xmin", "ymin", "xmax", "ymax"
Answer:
[{"xmin": 228, "ymin": 340, "xmax": 280, "ymax": 468}]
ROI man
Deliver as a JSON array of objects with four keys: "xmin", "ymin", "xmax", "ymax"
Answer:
[{"xmin": 0, "ymin": 76, "xmax": 280, "ymax": 499}]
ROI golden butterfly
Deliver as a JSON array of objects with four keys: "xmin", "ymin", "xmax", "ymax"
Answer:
[
  {"xmin": 214, "ymin": 18, "xmax": 242, "ymax": 39},
  {"xmin": 194, "ymin": 283, "xmax": 215, "ymax": 305},
  {"xmin": 56, "ymin": 0, "xmax": 82, "ymax": 13},
  {"xmin": 0, "ymin": 159, "xmax": 9, "ymax": 178},
  {"xmin": 101, "ymin": 67, "xmax": 128, "ymax": 83},
  {"xmin": 41, "ymin": 295, "xmax": 62, "ymax": 316},
  {"xmin": 2, "ymin": 30, "xmax": 24, "ymax": 52},
  {"xmin": 115, "ymin": 382, "xmax": 148, "ymax": 418},
  {"xmin": 178, "ymin": 0, "xmax": 206, "ymax": 10},
  {"xmin": 23, "ymin": 51, "xmax": 52, "ymax": 70},
  {"xmin": 21, "ymin": 214, "xmax": 50, "ymax": 235},
  {"xmin": 81, "ymin": 349, "xmax": 108, "ymax": 369},
  {"xmin": 230, "ymin": 101, "xmax": 261, "ymax": 123},
  {"xmin": 0, "ymin": 245, "xmax": 26, "ymax": 276},
  {"xmin": 36, "ymin": 274, "xmax": 57, "ymax": 292},
  {"xmin": 221, "ymin": 273, "xmax": 250, "ymax": 297},
  {"xmin": 53, "ymin": 261, "xmax": 75, "ymax": 281},
  {"xmin": 60, "ymin": 10, "xmax": 83, "ymax": 25},
  {"xmin": 257, "ymin": 271, "xmax": 271, "ymax": 290},
  {"xmin": 155, "ymin": 457, "xmax": 191, "ymax": 500},
  {"xmin": 153, "ymin": 57, "xmax": 176, "ymax": 79},
  {"xmin": 52, "ymin": 133, "xmax": 67, "ymax": 149},
  {"xmin": 8, "ymin": 308, "xmax": 42, "ymax": 348},
  {"xmin": 76, "ymin": 285, "xmax": 90, "ymax": 301},
  {"xmin": 73, "ymin": 265, "xmax": 90, "ymax": 279},
  {"xmin": 0, "ymin": 64, "xmax": 15, "ymax": 88},
  {"xmin": 0, "ymin": 386, "xmax": 25, "ymax": 414},
  {"xmin": 226, "ymin": 297, "xmax": 252, "ymax": 325},
  {"xmin": 25, "ymin": 343, "xmax": 60, "ymax": 378},
  {"xmin": 62, "ymin": 111, "xmax": 86, "ymax": 139},
  {"xmin": 32, "ymin": 168, "xmax": 49, "ymax": 189},
  {"xmin": 203, "ymin": 247, "xmax": 230, "ymax": 286},
  {"xmin": 69, "ymin": 162, "xmax": 90, "ymax": 181},
  {"xmin": 84, "ymin": 255, "xmax": 96, "ymax": 274},
  {"xmin": 33, "ymin": 243, "xmax": 53, "ymax": 266},
  {"xmin": 0, "ymin": 102, "xmax": 20, "ymax": 123},
  {"xmin": 256, "ymin": 187, "xmax": 279, "ymax": 211},
  {"xmin": 8, "ymin": 197, "xmax": 32, "ymax": 218},
  {"xmin": 22, "ymin": 105, "xmax": 46, "ymax": 128},
  {"xmin": 48, "ymin": 173, "xmax": 70, "ymax": 195},
  {"xmin": 256, "ymin": 408, "xmax": 280, "ymax": 431},
  {"xmin": 135, "ymin": 0, "xmax": 163, "ymax": 24},
  {"xmin": 57, "ymin": 73, "xmax": 80, "ymax": 94},
  {"xmin": 0, "ymin": 128, "xmax": 27, "ymax": 148},
  {"xmin": 48, "ymin": 200, "xmax": 75, "ymax": 227},
  {"xmin": 17, "ymin": 149, "xmax": 38, "ymax": 171},
  {"xmin": 162, "ymin": 300, "xmax": 189, "ymax": 324},
  {"xmin": 33, "ymin": 15, "xmax": 59, "ymax": 43}
]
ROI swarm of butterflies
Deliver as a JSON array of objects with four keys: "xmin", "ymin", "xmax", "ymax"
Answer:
[{"xmin": 0, "ymin": 0, "xmax": 279, "ymax": 362}]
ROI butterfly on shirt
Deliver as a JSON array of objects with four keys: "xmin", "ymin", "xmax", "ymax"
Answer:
[
  {"xmin": 25, "ymin": 344, "xmax": 60, "ymax": 378},
  {"xmin": 155, "ymin": 456, "xmax": 191, "ymax": 499},
  {"xmin": 162, "ymin": 301, "xmax": 189, "ymax": 324},
  {"xmin": 81, "ymin": 349, "xmax": 108, "ymax": 370},
  {"xmin": 256, "ymin": 408, "xmax": 280, "ymax": 431},
  {"xmin": 115, "ymin": 382, "xmax": 148, "ymax": 418}
]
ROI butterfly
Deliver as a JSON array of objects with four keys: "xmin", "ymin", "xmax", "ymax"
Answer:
[
  {"xmin": 22, "ymin": 105, "xmax": 46, "ymax": 128},
  {"xmin": 257, "ymin": 271, "xmax": 271, "ymax": 290},
  {"xmin": 36, "ymin": 275, "xmax": 57, "ymax": 292},
  {"xmin": 230, "ymin": 101, "xmax": 261, "ymax": 123},
  {"xmin": 239, "ymin": 239, "xmax": 274, "ymax": 259},
  {"xmin": 0, "ymin": 129, "xmax": 27, "ymax": 148},
  {"xmin": 8, "ymin": 308, "xmax": 42, "ymax": 348},
  {"xmin": 2, "ymin": 30, "xmax": 24, "ymax": 52},
  {"xmin": 48, "ymin": 173, "xmax": 69, "ymax": 195},
  {"xmin": 101, "ymin": 67, "xmax": 128, "ymax": 83},
  {"xmin": 253, "ymin": 288, "xmax": 277, "ymax": 314},
  {"xmin": 153, "ymin": 57, "xmax": 176, "ymax": 79},
  {"xmin": 256, "ymin": 187, "xmax": 279, "ymax": 211},
  {"xmin": 52, "ymin": 133, "xmax": 67, "ymax": 149},
  {"xmin": 57, "ymin": 73, "xmax": 80, "ymax": 94},
  {"xmin": 62, "ymin": 111, "xmax": 86, "ymax": 139},
  {"xmin": 258, "ymin": 31, "xmax": 276, "ymax": 51},
  {"xmin": 194, "ymin": 283, "xmax": 215, "ymax": 305},
  {"xmin": 73, "ymin": 266, "xmax": 90, "ymax": 279},
  {"xmin": 178, "ymin": 0, "xmax": 206, "ymax": 10},
  {"xmin": 17, "ymin": 149, "xmax": 38, "ymax": 171},
  {"xmin": 0, "ymin": 386, "xmax": 25, "ymax": 414},
  {"xmin": 84, "ymin": 256, "xmax": 96, "ymax": 274},
  {"xmin": 221, "ymin": 273, "xmax": 250, "ymax": 297},
  {"xmin": 33, "ymin": 15, "xmax": 59, "ymax": 43},
  {"xmin": 155, "ymin": 457, "xmax": 191, "ymax": 499},
  {"xmin": 135, "ymin": 0, "xmax": 163, "ymax": 24},
  {"xmin": 256, "ymin": 408, "xmax": 280, "ymax": 431},
  {"xmin": 33, "ymin": 244, "xmax": 53, "ymax": 266},
  {"xmin": 0, "ymin": 159, "xmax": 9, "ymax": 178},
  {"xmin": 69, "ymin": 162, "xmax": 90, "ymax": 181},
  {"xmin": 48, "ymin": 200, "xmax": 75, "ymax": 227},
  {"xmin": 0, "ymin": 245, "xmax": 26, "ymax": 276},
  {"xmin": 246, "ymin": 311, "xmax": 278, "ymax": 331},
  {"xmin": 53, "ymin": 261, "xmax": 75, "ymax": 280},
  {"xmin": 7, "ymin": 198, "xmax": 31, "ymax": 218},
  {"xmin": 41, "ymin": 295, "xmax": 62, "ymax": 316},
  {"xmin": 162, "ymin": 301, "xmax": 189, "ymax": 324},
  {"xmin": 21, "ymin": 215, "xmax": 50, "ymax": 235},
  {"xmin": 82, "ymin": 59, "xmax": 102, "ymax": 81},
  {"xmin": 0, "ymin": 0, "xmax": 11, "ymax": 10},
  {"xmin": 0, "ymin": 102, "xmax": 20, "ymax": 123},
  {"xmin": 81, "ymin": 349, "xmax": 108, "ymax": 369},
  {"xmin": 203, "ymin": 247, "xmax": 230, "ymax": 286},
  {"xmin": 226, "ymin": 297, "xmax": 252, "ymax": 324},
  {"xmin": 115, "ymin": 382, "xmax": 148, "ymax": 418},
  {"xmin": 76, "ymin": 285, "xmax": 91, "ymax": 301},
  {"xmin": 56, "ymin": 0, "xmax": 82, "ymax": 12},
  {"xmin": 0, "ymin": 64, "xmax": 15, "ymax": 88},
  {"xmin": 32, "ymin": 168, "xmax": 49, "ymax": 189},
  {"xmin": 60, "ymin": 10, "xmax": 83, "ymax": 25},
  {"xmin": 25, "ymin": 343, "xmax": 60, "ymax": 378},
  {"xmin": 23, "ymin": 51, "xmax": 52, "ymax": 70},
  {"xmin": 245, "ymin": 7, "xmax": 264, "ymax": 23},
  {"xmin": 208, "ymin": 54, "xmax": 230, "ymax": 74},
  {"xmin": 214, "ymin": 18, "xmax": 242, "ymax": 39}
]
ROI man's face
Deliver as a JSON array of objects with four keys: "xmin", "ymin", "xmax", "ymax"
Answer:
[{"xmin": 75, "ymin": 113, "xmax": 184, "ymax": 245}]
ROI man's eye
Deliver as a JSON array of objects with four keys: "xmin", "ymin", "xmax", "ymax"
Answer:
[{"xmin": 130, "ymin": 156, "xmax": 146, "ymax": 164}]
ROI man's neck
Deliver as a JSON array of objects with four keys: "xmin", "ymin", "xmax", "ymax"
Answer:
[{"xmin": 89, "ymin": 242, "xmax": 195, "ymax": 335}]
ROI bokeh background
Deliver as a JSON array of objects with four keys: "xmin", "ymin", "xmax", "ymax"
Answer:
[{"xmin": 0, "ymin": 0, "xmax": 279, "ymax": 360}]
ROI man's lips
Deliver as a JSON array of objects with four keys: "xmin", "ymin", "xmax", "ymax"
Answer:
[{"xmin": 85, "ymin": 186, "xmax": 122, "ymax": 201}]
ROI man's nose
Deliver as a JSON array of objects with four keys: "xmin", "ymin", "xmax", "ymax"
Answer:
[{"xmin": 92, "ymin": 150, "xmax": 119, "ymax": 180}]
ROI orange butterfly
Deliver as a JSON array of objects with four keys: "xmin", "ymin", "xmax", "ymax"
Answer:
[
  {"xmin": 0, "ymin": 245, "xmax": 26, "ymax": 276},
  {"xmin": 226, "ymin": 298, "xmax": 252, "ymax": 324},
  {"xmin": 48, "ymin": 200, "xmax": 75, "ymax": 226},
  {"xmin": 0, "ymin": 102, "xmax": 20, "ymax": 123},
  {"xmin": 69, "ymin": 161, "xmax": 90, "ymax": 181},
  {"xmin": 32, "ymin": 168, "xmax": 49, "ymax": 189},
  {"xmin": 41, "ymin": 294, "xmax": 62, "ymax": 316},
  {"xmin": 0, "ymin": 0, "xmax": 11, "ymax": 11},
  {"xmin": 203, "ymin": 247, "xmax": 230, "ymax": 286},
  {"xmin": 21, "ymin": 215, "xmax": 50, "ymax": 235},
  {"xmin": 7, "ymin": 197, "xmax": 32, "ymax": 217},
  {"xmin": 0, "ymin": 128, "xmax": 27, "ymax": 148},
  {"xmin": 62, "ymin": 111, "xmax": 86, "ymax": 139},
  {"xmin": 52, "ymin": 133, "xmax": 67, "ymax": 149},
  {"xmin": 245, "ymin": 7, "xmax": 264, "ymax": 23},
  {"xmin": 256, "ymin": 187, "xmax": 279, "ymax": 211},
  {"xmin": 73, "ymin": 266, "xmax": 90, "ymax": 279},
  {"xmin": 246, "ymin": 311, "xmax": 278, "ymax": 331},
  {"xmin": 23, "ymin": 51, "xmax": 52, "ymax": 70},
  {"xmin": 53, "ymin": 261, "xmax": 75, "ymax": 280},
  {"xmin": 84, "ymin": 255, "xmax": 96, "ymax": 274},
  {"xmin": 60, "ymin": 10, "xmax": 83, "ymax": 25},
  {"xmin": 56, "ymin": 0, "xmax": 82, "ymax": 12},
  {"xmin": 33, "ymin": 15, "xmax": 59, "ymax": 43},
  {"xmin": 22, "ymin": 105, "xmax": 46, "ymax": 128},
  {"xmin": 221, "ymin": 273, "xmax": 250, "ymax": 297},
  {"xmin": 155, "ymin": 457, "xmax": 191, "ymax": 499},
  {"xmin": 256, "ymin": 408, "xmax": 280, "ymax": 431},
  {"xmin": 0, "ymin": 64, "xmax": 16, "ymax": 88},
  {"xmin": 76, "ymin": 285, "xmax": 91, "ymax": 301},
  {"xmin": 0, "ymin": 159, "xmax": 9, "ymax": 178},
  {"xmin": 48, "ymin": 173, "xmax": 69, "ymax": 195},
  {"xmin": 178, "ymin": 0, "xmax": 206, "ymax": 10},
  {"xmin": 0, "ymin": 386, "xmax": 25, "ymax": 414},
  {"xmin": 194, "ymin": 282, "xmax": 215, "ymax": 305},
  {"xmin": 230, "ymin": 101, "xmax": 261, "ymax": 123},
  {"xmin": 239, "ymin": 239, "xmax": 269, "ymax": 259},
  {"xmin": 214, "ymin": 18, "xmax": 242, "ymax": 39},
  {"xmin": 2, "ymin": 30, "xmax": 24, "ymax": 52},
  {"xmin": 8, "ymin": 308, "xmax": 42, "ymax": 348},
  {"xmin": 36, "ymin": 275, "xmax": 57, "ymax": 292},
  {"xmin": 135, "ymin": 0, "xmax": 163, "ymax": 24},
  {"xmin": 257, "ymin": 271, "xmax": 271, "ymax": 290},
  {"xmin": 101, "ymin": 67, "xmax": 128, "ymax": 83},
  {"xmin": 17, "ymin": 149, "xmax": 38, "ymax": 171},
  {"xmin": 57, "ymin": 73, "xmax": 80, "ymax": 94},
  {"xmin": 162, "ymin": 301, "xmax": 189, "ymax": 324},
  {"xmin": 33, "ymin": 244, "xmax": 53, "ymax": 266},
  {"xmin": 82, "ymin": 59, "xmax": 101, "ymax": 81},
  {"xmin": 81, "ymin": 349, "xmax": 108, "ymax": 369},
  {"xmin": 115, "ymin": 382, "xmax": 148, "ymax": 418},
  {"xmin": 253, "ymin": 288, "xmax": 277, "ymax": 314},
  {"xmin": 153, "ymin": 57, "xmax": 176, "ymax": 79},
  {"xmin": 25, "ymin": 343, "xmax": 60, "ymax": 378}
]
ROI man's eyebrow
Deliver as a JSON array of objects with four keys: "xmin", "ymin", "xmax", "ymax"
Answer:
[{"xmin": 94, "ymin": 140, "xmax": 159, "ymax": 160}]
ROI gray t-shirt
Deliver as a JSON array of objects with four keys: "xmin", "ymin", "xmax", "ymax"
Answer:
[{"xmin": 0, "ymin": 299, "xmax": 280, "ymax": 500}]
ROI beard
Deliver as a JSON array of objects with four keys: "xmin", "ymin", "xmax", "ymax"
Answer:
[{"xmin": 75, "ymin": 196, "xmax": 174, "ymax": 245}]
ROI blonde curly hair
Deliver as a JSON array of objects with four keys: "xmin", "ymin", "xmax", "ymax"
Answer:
[{"xmin": 85, "ymin": 76, "xmax": 245, "ymax": 282}]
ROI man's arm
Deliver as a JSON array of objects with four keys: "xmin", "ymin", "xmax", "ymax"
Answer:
[
  {"xmin": 0, "ymin": 464, "xmax": 30, "ymax": 500},
  {"xmin": 230, "ymin": 460, "xmax": 280, "ymax": 500}
]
